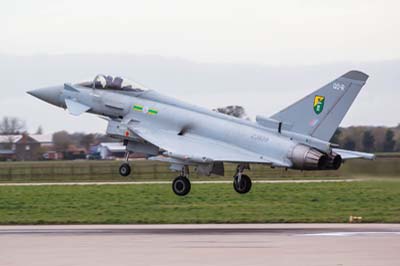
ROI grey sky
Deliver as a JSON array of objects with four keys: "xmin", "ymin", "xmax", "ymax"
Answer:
[
  {"xmin": 1, "ymin": 1, "xmax": 399, "ymax": 133},
  {"xmin": 1, "ymin": 0, "xmax": 400, "ymax": 64}
]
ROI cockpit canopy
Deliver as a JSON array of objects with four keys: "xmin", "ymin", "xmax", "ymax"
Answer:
[{"xmin": 77, "ymin": 75, "xmax": 147, "ymax": 93}]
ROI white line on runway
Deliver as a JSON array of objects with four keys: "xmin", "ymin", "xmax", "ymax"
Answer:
[{"xmin": 0, "ymin": 179, "xmax": 358, "ymax": 186}]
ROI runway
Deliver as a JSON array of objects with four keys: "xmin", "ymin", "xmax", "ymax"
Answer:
[{"xmin": 1, "ymin": 224, "xmax": 399, "ymax": 266}]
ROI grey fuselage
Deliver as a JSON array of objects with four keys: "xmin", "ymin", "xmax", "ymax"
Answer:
[
  {"xmin": 30, "ymin": 71, "xmax": 377, "ymax": 174},
  {"xmin": 59, "ymin": 85, "xmax": 314, "ymax": 168}
]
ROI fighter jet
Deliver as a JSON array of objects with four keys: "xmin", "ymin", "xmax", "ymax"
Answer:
[{"xmin": 28, "ymin": 71, "xmax": 374, "ymax": 196}]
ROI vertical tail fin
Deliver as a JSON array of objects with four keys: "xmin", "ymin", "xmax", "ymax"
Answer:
[{"xmin": 270, "ymin": 70, "xmax": 369, "ymax": 141}]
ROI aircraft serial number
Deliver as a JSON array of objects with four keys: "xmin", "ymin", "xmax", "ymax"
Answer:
[{"xmin": 251, "ymin": 135, "xmax": 269, "ymax": 142}]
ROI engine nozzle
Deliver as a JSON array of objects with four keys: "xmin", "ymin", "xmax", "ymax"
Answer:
[{"xmin": 290, "ymin": 144, "xmax": 328, "ymax": 170}]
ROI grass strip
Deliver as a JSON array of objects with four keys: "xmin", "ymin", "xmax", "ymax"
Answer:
[{"xmin": 0, "ymin": 181, "xmax": 399, "ymax": 224}]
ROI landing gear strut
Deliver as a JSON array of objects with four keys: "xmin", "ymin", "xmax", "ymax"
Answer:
[
  {"xmin": 172, "ymin": 165, "xmax": 191, "ymax": 196},
  {"xmin": 119, "ymin": 151, "xmax": 132, "ymax": 177},
  {"xmin": 233, "ymin": 164, "xmax": 252, "ymax": 194}
]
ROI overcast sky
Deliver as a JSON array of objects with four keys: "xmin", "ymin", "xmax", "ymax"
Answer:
[
  {"xmin": 2, "ymin": 0, "xmax": 400, "ymax": 65},
  {"xmin": 1, "ymin": 1, "xmax": 399, "ymax": 133}
]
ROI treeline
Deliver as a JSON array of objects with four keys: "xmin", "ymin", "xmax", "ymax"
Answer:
[{"xmin": 330, "ymin": 126, "xmax": 400, "ymax": 153}]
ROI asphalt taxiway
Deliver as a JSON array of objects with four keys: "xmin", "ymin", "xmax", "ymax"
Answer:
[{"xmin": 0, "ymin": 224, "xmax": 399, "ymax": 266}]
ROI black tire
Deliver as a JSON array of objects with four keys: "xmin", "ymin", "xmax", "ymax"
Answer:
[
  {"xmin": 119, "ymin": 163, "xmax": 131, "ymax": 177},
  {"xmin": 172, "ymin": 176, "xmax": 191, "ymax": 196},
  {"xmin": 233, "ymin": 174, "xmax": 252, "ymax": 194}
]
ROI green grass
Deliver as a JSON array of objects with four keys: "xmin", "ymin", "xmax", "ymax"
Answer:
[{"xmin": 0, "ymin": 181, "xmax": 399, "ymax": 224}]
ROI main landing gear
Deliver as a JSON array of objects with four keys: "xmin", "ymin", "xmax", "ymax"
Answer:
[
  {"xmin": 171, "ymin": 164, "xmax": 252, "ymax": 196},
  {"xmin": 233, "ymin": 164, "xmax": 252, "ymax": 194},
  {"xmin": 119, "ymin": 151, "xmax": 132, "ymax": 177},
  {"xmin": 172, "ymin": 165, "xmax": 191, "ymax": 196},
  {"xmin": 119, "ymin": 156, "xmax": 252, "ymax": 196}
]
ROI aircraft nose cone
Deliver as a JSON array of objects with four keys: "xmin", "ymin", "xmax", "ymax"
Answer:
[{"xmin": 27, "ymin": 86, "xmax": 64, "ymax": 107}]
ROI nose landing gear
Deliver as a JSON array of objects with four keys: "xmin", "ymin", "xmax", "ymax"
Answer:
[
  {"xmin": 119, "ymin": 163, "xmax": 131, "ymax": 176},
  {"xmin": 119, "ymin": 151, "xmax": 132, "ymax": 177},
  {"xmin": 233, "ymin": 164, "xmax": 252, "ymax": 194}
]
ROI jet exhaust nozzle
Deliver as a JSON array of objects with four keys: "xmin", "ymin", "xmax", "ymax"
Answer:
[
  {"xmin": 290, "ymin": 144, "xmax": 329, "ymax": 170},
  {"xmin": 290, "ymin": 145, "xmax": 343, "ymax": 170},
  {"xmin": 326, "ymin": 153, "xmax": 342, "ymax": 170}
]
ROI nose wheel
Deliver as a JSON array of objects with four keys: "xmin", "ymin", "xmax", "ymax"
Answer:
[
  {"xmin": 119, "ymin": 150, "xmax": 132, "ymax": 177},
  {"xmin": 119, "ymin": 163, "xmax": 131, "ymax": 176}
]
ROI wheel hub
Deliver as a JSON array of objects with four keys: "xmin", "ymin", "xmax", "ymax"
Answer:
[{"xmin": 175, "ymin": 180, "xmax": 185, "ymax": 192}]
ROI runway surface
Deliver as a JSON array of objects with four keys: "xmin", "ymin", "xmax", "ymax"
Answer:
[
  {"xmin": 0, "ymin": 179, "xmax": 357, "ymax": 186},
  {"xmin": 1, "ymin": 224, "xmax": 399, "ymax": 266}
]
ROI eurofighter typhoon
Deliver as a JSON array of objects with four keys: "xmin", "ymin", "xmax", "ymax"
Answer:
[{"xmin": 28, "ymin": 71, "xmax": 374, "ymax": 196}]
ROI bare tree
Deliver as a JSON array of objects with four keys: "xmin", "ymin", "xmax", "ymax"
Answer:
[
  {"xmin": 0, "ymin": 117, "xmax": 26, "ymax": 135},
  {"xmin": 343, "ymin": 137, "xmax": 356, "ymax": 150},
  {"xmin": 330, "ymin": 128, "xmax": 342, "ymax": 144},
  {"xmin": 383, "ymin": 129, "xmax": 396, "ymax": 152},
  {"xmin": 80, "ymin": 134, "xmax": 95, "ymax": 150},
  {"xmin": 53, "ymin": 131, "xmax": 71, "ymax": 152},
  {"xmin": 35, "ymin": 126, "xmax": 44, "ymax": 134},
  {"xmin": 362, "ymin": 130, "xmax": 375, "ymax": 152}
]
